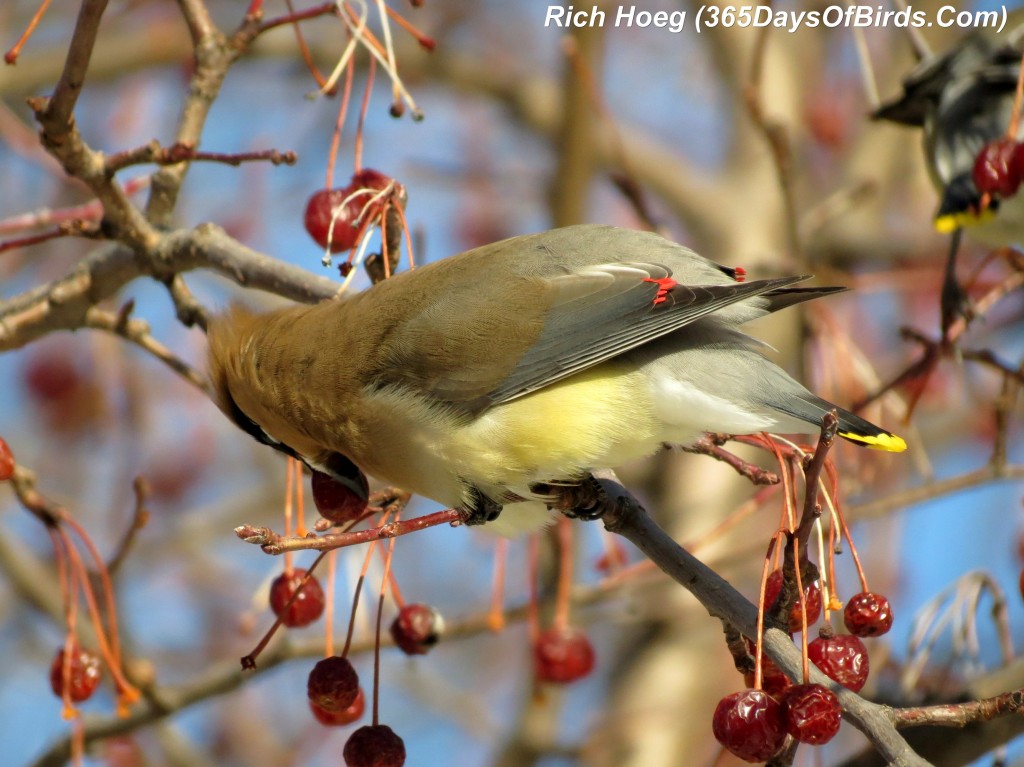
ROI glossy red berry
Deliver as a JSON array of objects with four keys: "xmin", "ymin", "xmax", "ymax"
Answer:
[
  {"xmin": 269, "ymin": 568, "xmax": 325, "ymax": 627},
  {"xmin": 309, "ymin": 686, "xmax": 365, "ymax": 726},
  {"xmin": 534, "ymin": 627, "xmax": 595, "ymax": 684},
  {"xmin": 390, "ymin": 603, "xmax": 445, "ymax": 655},
  {"xmin": 764, "ymin": 570, "xmax": 822, "ymax": 633},
  {"xmin": 808, "ymin": 633, "xmax": 869, "ymax": 692},
  {"xmin": 311, "ymin": 470, "xmax": 369, "ymax": 525},
  {"xmin": 0, "ymin": 437, "xmax": 14, "ymax": 481},
  {"xmin": 844, "ymin": 591, "xmax": 893, "ymax": 637},
  {"xmin": 304, "ymin": 188, "xmax": 356, "ymax": 253},
  {"xmin": 49, "ymin": 643, "xmax": 102, "ymax": 703},
  {"xmin": 712, "ymin": 689, "xmax": 787, "ymax": 762},
  {"xmin": 343, "ymin": 724, "xmax": 406, "ymax": 767},
  {"xmin": 303, "ymin": 169, "xmax": 395, "ymax": 253},
  {"xmin": 308, "ymin": 656, "xmax": 360, "ymax": 713},
  {"xmin": 781, "ymin": 683, "xmax": 842, "ymax": 744},
  {"xmin": 973, "ymin": 137, "xmax": 1022, "ymax": 198}
]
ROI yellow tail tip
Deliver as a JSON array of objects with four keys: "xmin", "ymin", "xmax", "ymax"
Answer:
[
  {"xmin": 839, "ymin": 430, "xmax": 907, "ymax": 453},
  {"xmin": 934, "ymin": 209, "xmax": 997, "ymax": 234}
]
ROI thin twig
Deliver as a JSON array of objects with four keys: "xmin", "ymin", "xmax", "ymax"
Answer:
[
  {"xmin": 682, "ymin": 436, "xmax": 781, "ymax": 486},
  {"xmin": 83, "ymin": 305, "xmax": 210, "ymax": 394},
  {"xmin": 234, "ymin": 508, "xmax": 463, "ymax": 554}
]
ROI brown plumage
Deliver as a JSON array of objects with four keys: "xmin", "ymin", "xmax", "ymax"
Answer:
[{"xmin": 208, "ymin": 225, "xmax": 904, "ymax": 534}]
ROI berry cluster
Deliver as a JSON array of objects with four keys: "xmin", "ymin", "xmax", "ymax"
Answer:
[
  {"xmin": 763, "ymin": 569, "xmax": 822, "ymax": 633},
  {"xmin": 717, "ymin": 585, "xmax": 894, "ymax": 761}
]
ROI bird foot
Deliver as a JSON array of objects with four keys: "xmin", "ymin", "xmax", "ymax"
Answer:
[
  {"xmin": 548, "ymin": 474, "xmax": 607, "ymax": 521},
  {"xmin": 461, "ymin": 488, "xmax": 503, "ymax": 526}
]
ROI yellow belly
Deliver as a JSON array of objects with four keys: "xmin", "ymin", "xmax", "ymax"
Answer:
[
  {"xmin": 356, "ymin": 364, "xmax": 661, "ymax": 508},
  {"xmin": 450, "ymin": 364, "xmax": 660, "ymax": 493}
]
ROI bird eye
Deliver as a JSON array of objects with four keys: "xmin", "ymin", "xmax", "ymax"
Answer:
[{"xmin": 222, "ymin": 387, "xmax": 301, "ymax": 461}]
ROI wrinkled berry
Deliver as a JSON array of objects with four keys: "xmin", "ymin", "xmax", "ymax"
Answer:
[
  {"xmin": 808, "ymin": 633, "xmax": 869, "ymax": 692},
  {"xmin": 764, "ymin": 570, "xmax": 822, "ymax": 632},
  {"xmin": 343, "ymin": 724, "xmax": 406, "ymax": 767},
  {"xmin": 712, "ymin": 689, "xmax": 787, "ymax": 762},
  {"xmin": 307, "ymin": 655, "xmax": 359, "ymax": 712},
  {"xmin": 782, "ymin": 683, "xmax": 842, "ymax": 744},
  {"xmin": 844, "ymin": 591, "xmax": 893, "ymax": 637}
]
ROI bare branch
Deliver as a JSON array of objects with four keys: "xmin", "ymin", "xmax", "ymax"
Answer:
[
  {"xmin": 683, "ymin": 435, "xmax": 781, "ymax": 486},
  {"xmin": 0, "ymin": 224, "xmax": 338, "ymax": 351},
  {"xmin": 39, "ymin": 0, "xmax": 109, "ymax": 132},
  {"xmin": 83, "ymin": 304, "xmax": 210, "ymax": 393}
]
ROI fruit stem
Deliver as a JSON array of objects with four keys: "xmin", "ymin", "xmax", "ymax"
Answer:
[
  {"xmin": 325, "ymin": 550, "xmax": 337, "ymax": 657},
  {"xmin": 373, "ymin": 529, "xmax": 399, "ymax": 726},
  {"xmin": 793, "ymin": 537, "xmax": 810, "ymax": 683},
  {"xmin": 384, "ymin": 4, "xmax": 435, "ymax": 49},
  {"xmin": 241, "ymin": 552, "xmax": 329, "ymax": 669},
  {"xmin": 281, "ymin": 0, "xmax": 332, "ymax": 91},
  {"xmin": 554, "ymin": 516, "xmax": 574, "ymax": 633},
  {"xmin": 379, "ymin": 545, "xmax": 406, "ymax": 608},
  {"xmin": 762, "ymin": 434, "xmax": 797, "ymax": 532},
  {"xmin": 527, "ymin": 534, "xmax": 541, "ymax": 645},
  {"xmin": 58, "ymin": 525, "xmax": 140, "ymax": 711},
  {"xmin": 283, "ymin": 458, "xmax": 295, "ymax": 574},
  {"xmin": 753, "ymin": 534, "xmax": 781, "ymax": 691},
  {"xmin": 834, "ymin": 495, "xmax": 870, "ymax": 594},
  {"xmin": 354, "ymin": 57, "xmax": 375, "ymax": 172},
  {"xmin": 487, "ymin": 537, "xmax": 508, "ymax": 631},
  {"xmin": 3, "ymin": 0, "xmax": 52, "ymax": 65},
  {"xmin": 325, "ymin": 59, "xmax": 355, "ymax": 189},
  {"xmin": 339, "ymin": 514, "xmax": 387, "ymax": 659},
  {"xmin": 294, "ymin": 459, "xmax": 308, "ymax": 538}
]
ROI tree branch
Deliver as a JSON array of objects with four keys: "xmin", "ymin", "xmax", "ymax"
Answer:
[
  {"xmin": 39, "ymin": 0, "xmax": 109, "ymax": 132},
  {"xmin": 593, "ymin": 471, "xmax": 932, "ymax": 767},
  {"xmin": 0, "ymin": 224, "xmax": 338, "ymax": 351}
]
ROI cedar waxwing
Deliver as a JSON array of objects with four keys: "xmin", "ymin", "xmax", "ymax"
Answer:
[
  {"xmin": 873, "ymin": 17, "xmax": 1024, "ymax": 326},
  {"xmin": 208, "ymin": 225, "xmax": 905, "ymax": 535},
  {"xmin": 874, "ymin": 15, "xmax": 1024, "ymax": 241}
]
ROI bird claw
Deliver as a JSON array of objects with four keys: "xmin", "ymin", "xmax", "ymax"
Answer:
[
  {"xmin": 555, "ymin": 474, "xmax": 607, "ymax": 521},
  {"xmin": 461, "ymin": 488, "xmax": 503, "ymax": 526}
]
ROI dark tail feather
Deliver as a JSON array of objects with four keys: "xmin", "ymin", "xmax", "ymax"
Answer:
[
  {"xmin": 786, "ymin": 394, "xmax": 907, "ymax": 453},
  {"xmin": 762, "ymin": 286, "xmax": 848, "ymax": 314}
]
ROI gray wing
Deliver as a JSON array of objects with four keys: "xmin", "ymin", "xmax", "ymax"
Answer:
[{"xmin": 478, "ymin": 267, "xmax": 808, "ymax": 409}]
